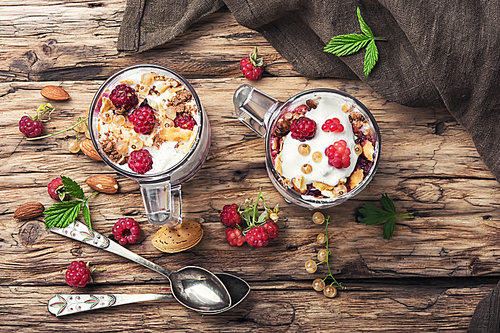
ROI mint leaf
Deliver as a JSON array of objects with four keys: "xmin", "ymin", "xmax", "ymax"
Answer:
[
  {"xmin": 82, "ymin": 202, "xmax": 91, "ymax": 230},
  {"xmin": 61, "ymin": 175, "xmax": 85, "ymax": 200},
  {"xmin": 324, "ymin": 7, "xmax": 386, "ymax": 76},
  {"xmin": 44, "ymin": 200, "xmax": 84, "ymax": 228}
]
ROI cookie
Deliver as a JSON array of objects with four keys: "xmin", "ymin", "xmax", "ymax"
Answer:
[{"xmin": 151, "ymin": 220, "xmax": 203, "ymax": 253}]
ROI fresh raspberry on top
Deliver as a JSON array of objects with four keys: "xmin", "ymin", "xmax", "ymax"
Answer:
[
  {"xmin": 325, "ymin": 140, "xmax": 351, "ymax": 169},
  {"xmin": 47, "ymin": 177, "xmax": 66, "ymax": 201},
  {"xmin": 220, "ymin": 203, "xmax": 241, "ymax": 227},
  {"xmin": 262, "ymin": 221, "xmax": 279, "ymax": 240},
  {"xmin": 290, "ymin": 117, "xmax": 317, "ymax": 142},
  {"xmin": 128, "ymin": 149, "xmax": 153, "ymax": 174},
  {"xmin": 322, "ymin": 118, "xmax": 344, "ymax": 133},
  {"xmin": 129, "ymin": 106, "xmax": 156, "ymax": 135},
  {"xmin": 174, "ymin": 114, "xmax": 197, "ymax": 131},
  {"xmin": 240, "ymin": 47, "xmax": 264, "ymax": 81},
  {"xmin": 19, "ymin": 115, "xmax": 43, "ymax": 138},
  {"xmin": 65, "ymin": 261, "xmax": 92, "ymax": 288},
  {"xmin": 245, "ymin": 226, "xmax": 269, "ymax": 248},
  {"xmin": 109, "ymin": 84, "xmax": 139, "ymax": 111},
  {"xmin": 225, "ymin": 228, "xmax": 245, "ymax": 247},
  {"xmin": 112, "ymin": 218, "xmax": 140, "ymax": 245}
]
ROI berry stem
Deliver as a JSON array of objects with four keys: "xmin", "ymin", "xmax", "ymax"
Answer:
[
  {"xmin": 34, "ymin": 103, "xmax": 55, "ymax": 122},
  {"xmin": 26, "ymin": 116, "xmax": 89, "ymax": 141},
  {"xmin": 323, "ymin": 216, "xmax": 344, "ymax": 289},
  {"xmin": 86, "ymin": 191, "xmax": 99, "ymax": 200}
]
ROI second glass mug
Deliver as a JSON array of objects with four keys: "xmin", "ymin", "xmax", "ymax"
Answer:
[
  {"xmin": 233, "ymin": 84, "xmax": 381, "ymax": 210},
  {"xmin": 89, "ymin": 64, "xmax": 210, "ymax": 227}
]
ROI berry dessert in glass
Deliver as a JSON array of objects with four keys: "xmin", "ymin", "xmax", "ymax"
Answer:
[
  {"xmin": 89, "ymin": 65, "xmax": 210, "ymax": 227},
  {"xmin": 234, "ymin": 85, "xmax": 380, "ymax": 209}
]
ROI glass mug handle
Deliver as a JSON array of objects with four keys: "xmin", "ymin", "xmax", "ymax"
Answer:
[
  {"xmin": 233, "ymin": 84, "xmax": 281, "ymax": 138},
  {"xmin": 139, "ymin": 179, "xmax": 182, "ymax": 228}
]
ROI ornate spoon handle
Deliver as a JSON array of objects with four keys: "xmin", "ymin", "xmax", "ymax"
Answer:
[
  {"xmin": 48, "ymin": 293, "xmax": 173, "ymax": 317},
  {"xmin": 50, "ymin": 222, "xmax": 172, "ymax": 278}
]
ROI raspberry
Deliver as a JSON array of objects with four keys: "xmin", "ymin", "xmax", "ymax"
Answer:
[
  {"xmin": 290, "ymin": 117, "xmax": 317, "ymax": 142},
  {"xmin": 292, "ymin": 104, "xmax": 310, "ymax": 114},
  {"xmin": 174, "ymin": 114, "xmax": 197, "ymax": 131},
  {"xmin": 262, "ymin": 221, "xmax": 279, "ymax": 240},
  {"xmin": 245, "ymin": 226, "xmax": 269, "ymax": 248},
  {"xmin": 128, "ymin": 106, "xmax": 155, "ymax": 134},
  {"xmin": 19, "ymin": 115, "xmax": 43, "ymax": 138},
  {"xmin": 325, "ymin": 140, "xmax": 351, "ymax": 169},
  {"xmin": 225, "ymin": 228, "xmax": 245, "ymax": 247},
  {"xmin": 220, "ymin": 204, "xmax": 242, "ymax": 227},
  {"xmin": 127, "ymin": 149, "xmax": 153, "ymax": 174},
  {"xmin": 321, "ymin": 118, "xmax": 344, "ymax": 133},
  {"xmin": 112, "ymin": 218, "xmax": 141, "ymax": 245},
  {"xmin": 65, "ymin": 261, "xmax": 92, "ymax": 288},
  {"xmin": 109, "ymin": 84, "xmax": 139, "ymax": 111},
  {"xmin": 240, "ymin": 47, "xmax": 264, "ymax": 81},
  {"xmin": 47, "ymin": 177, "xmax": 66, "ymax": 201}
]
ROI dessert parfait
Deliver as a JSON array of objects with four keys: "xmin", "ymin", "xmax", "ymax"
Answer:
[
  {"xmin": 269, "ymin": 91, "xmax": 378, "ymax": 200},
  {"xmin": 94, "ymin": 68, "xmax": 200, "ymax": 176}
]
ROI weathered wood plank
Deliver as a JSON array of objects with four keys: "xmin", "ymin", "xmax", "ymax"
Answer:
[
  {"xmin": 0, "ymin": 3, "xmax": 297, "ymax": 82},
  {"xmin": 0, "ymin": 280, "xmax": 493, "ymax": 332}
]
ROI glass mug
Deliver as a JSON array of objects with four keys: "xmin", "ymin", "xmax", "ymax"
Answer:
[
  {"xmin": 89, "ymin": 64, "xmax": 210, "ymax": 227},
  {"xmin": 233, "ymin": 84, "xmax": 380, "ymax": 210}
]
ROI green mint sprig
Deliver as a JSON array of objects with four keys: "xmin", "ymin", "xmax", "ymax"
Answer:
[
  {"xmin": 44, "ymin": 176, "xmax": 98, "ymax": 230},
  {"xmin": 324, "ymin": 7, "xmax": 387, "ymax": 76},
  {"xmin": 358, "ymin": 194, "xmax": 414, "ymax": 239}
]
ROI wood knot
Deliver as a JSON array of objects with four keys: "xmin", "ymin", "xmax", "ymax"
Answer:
[{"xmin": 19, "ymin": 222, "xmax": 45, "ymax": 246}]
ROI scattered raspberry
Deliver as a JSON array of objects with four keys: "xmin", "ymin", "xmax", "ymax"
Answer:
[
  {"xmin": 292, "ymin": 105, "xmax": 309, "ymax": 114},
  {"xmin": 325, "ymin": 140, "xmax": 351, "ymax": 169},
  {"xmin": 65, "ymin": 261, "xmax": 92, "ymax": 288},
  {"xmin": 220, "ymin": 204, "xmax": 242, "ymax": 227},
  {"xmin": 262, "ymin": 221, "xmax": 279, "ymax": 240},
  {"xmin": 225, "ymin": 228, "xmax": 245, "ymax": 247},
  {"xmin": 47, "ymin": 177, "xmax": 66, "ymax": 201},
  {"xmin": 128, "ymin": 149, "xmax": 153, "ymax": 174},
  {"xmin": 112, "ymin": 218, "xmax": 141, "ymax": 245},
  {"xmin": 19, "ymin": 115, "xmax": 43, "ymax": 138},
  {"xmin": 129, "ymin": 106, "xmax": 155, "ymax": 134},
  {"xmin": 240, "ymin": 47, "xmax": 264, "ymax": 81},
  {"xmin": 322, "ymin": 118, "xmax": 344, "ymax": 133},
  {"xmin": 290, "ymin": 117, "xmax": 317, "ymax": 142},
  {"xmin": 109, "ymin": 84, "xmax": 139, "ymax": 111},
  {"xmin": 174, "ymin": 114, "xmax": 197, "ymax": 131},
  {"xmin": 245, "ymin": 226, "xmax": 269, "ymax": 248}
]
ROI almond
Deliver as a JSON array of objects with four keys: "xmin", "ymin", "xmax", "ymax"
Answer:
[
  {"xmin": 80, "ymin": 138, "xmax": 102, "ymax": 161},
  {"xmin": 85, "ymin": 175, "xmax": 119, "ymax": 194},
  {"xmin": 14, "ymin": 202, "xmax": 45, "ymax": 220},
  {"xmin": 40, "ymin": 85, "xmax": 70, "ymax": 101}
]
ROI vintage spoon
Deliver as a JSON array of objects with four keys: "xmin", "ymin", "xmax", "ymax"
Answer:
[
  {"xmin": 47, "ymin": 273, "xmax": 250, "ymax": 317},
  {"xmin": 50, "ymin": 222, "xmax": 231, "ymax": 313}
]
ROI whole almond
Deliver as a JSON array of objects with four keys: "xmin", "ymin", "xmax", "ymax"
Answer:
[
  {"xmin": 80, "ymin": 138, "xmax": 102, "ymax": 161},
  {"xmin": 14, "ymin": 202, "xmax": 45, "ymax": 220},
  {"xmin": 85, "ymin": 175, "xmax": 119, "ymax": 194},
  {"xmin": 40, "ymin": 85, "xmax": 70, "ymax": 101}
]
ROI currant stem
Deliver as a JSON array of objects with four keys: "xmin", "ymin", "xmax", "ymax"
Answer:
[
  {"xmin": 397, "ymin": 213, "xmax": 414, "ymax": 219},
  {"xmin": 26, "ymin": 116, "xmax": 89, "ymax": 141},
  {"xmin": 323, "ymin": 216, "xmax": 344, "ymax": 289}
]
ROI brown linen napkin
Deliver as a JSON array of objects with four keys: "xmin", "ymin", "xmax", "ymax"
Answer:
[
  {"xmin": 468, "ymin": 281, "xmax": 500, "ymax": 333},
  {"xmin": 118, "ymin": 0, "xmax": 500, "ymax": 184}
]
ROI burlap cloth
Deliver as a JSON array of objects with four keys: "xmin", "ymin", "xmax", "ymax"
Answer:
[{"xmin": 117, "ymin": 1, "xmax": 500, "ymax": 329}]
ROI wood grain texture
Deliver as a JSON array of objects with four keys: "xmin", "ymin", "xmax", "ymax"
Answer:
[{"xmin": 1, "ymin": 1, "xmax": 498, "ymax": 332}]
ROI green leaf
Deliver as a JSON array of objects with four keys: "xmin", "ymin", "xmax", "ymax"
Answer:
[
  {"xmin": 82, "ymin": 201, "xmax": 91, "ymax": 230},
  {"xmin": 357, "ymin": 7, "xmax": 374, "ymax": 38},
  {"xmin": 359, "ymin": 203, "xmax": 393, "ymax": 225},
  {"xmin": 324, "ymin": 34, "xmax": 370, "ymax": 57},
  {"xmin": 382, "ymin": 217, "xmax": 396, "ymax": 239},
  {"xmin": 61, "ymin": 175, "xmax": 85, "ymax": 200},
  {"xmin": 363, "ymin": 39, "xmax": 378, "ymax": 77},
  {"xmin": 258, "ymin": 211, "xmax": 268, "ymax": 224},
  {"xmin": 44, "ymin": 200, "xmax": 84, "ymax": 228},
  {"xmin": 380, "ymin": 193, "xmax": 396, "ymax": 214}
]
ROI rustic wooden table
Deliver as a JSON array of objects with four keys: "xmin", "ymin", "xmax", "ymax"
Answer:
[{"xmin": 2, "ymin": 2, "xmax": 500, "ymax": 332}]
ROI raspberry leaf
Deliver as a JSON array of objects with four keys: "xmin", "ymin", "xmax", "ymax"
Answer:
[
  {"xmin": 380, "ymin": 193, "xmax": 396, "ymax": 214},
  {"xmin": 82, "ymin": 202, "xmax": 91, "ymax": 230},
  {"xmin": 61, "ymin": 175, "xmax": 85, "ymax": 200},
  {"xmin": 357, "ymin": 7, "xmax": 374, "ymax": 38},
  {"xmin": 44, "ymin": 200, "xmax": 84, "ymax": 228}
]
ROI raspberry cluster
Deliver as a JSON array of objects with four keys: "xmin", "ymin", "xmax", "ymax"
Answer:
[
  {"xmin": 109, "ymin": 84, "xmax": 139, "ymax": 111},
  {"xmin": 128, "ymin": 149, "xmax": 153, "ymax": 174},
  {"xmin": 19, "ymin": 116, "xmax": 43, "ymax": 138},
  {"xmin": 129, "ymin": 106, "xmax": 156, "ymax": 135},
  {"xmin": 240, "ymin": 47, "xmax": 264, "ymax": 81},
  {"xmin": 174, "ymin": 114, "xmax": 197, "ymax": 131},
  {"xmin": 325, "ymin": 140, "xmax": 351, "ymax": 169},
  {"xmin": 322, "ymin": 118, "xmax": 344, "ymax": 133},
  {"xmin": 112, "ymin": 218, "xmax": 141, "ymax": 245},
  {"xmin": 219, "ymin": 191, "xmax": 280, "ymax": 248},
  {"xmin": 290, "ymin": 117, "xmax": 317, "ymax": 142}
]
